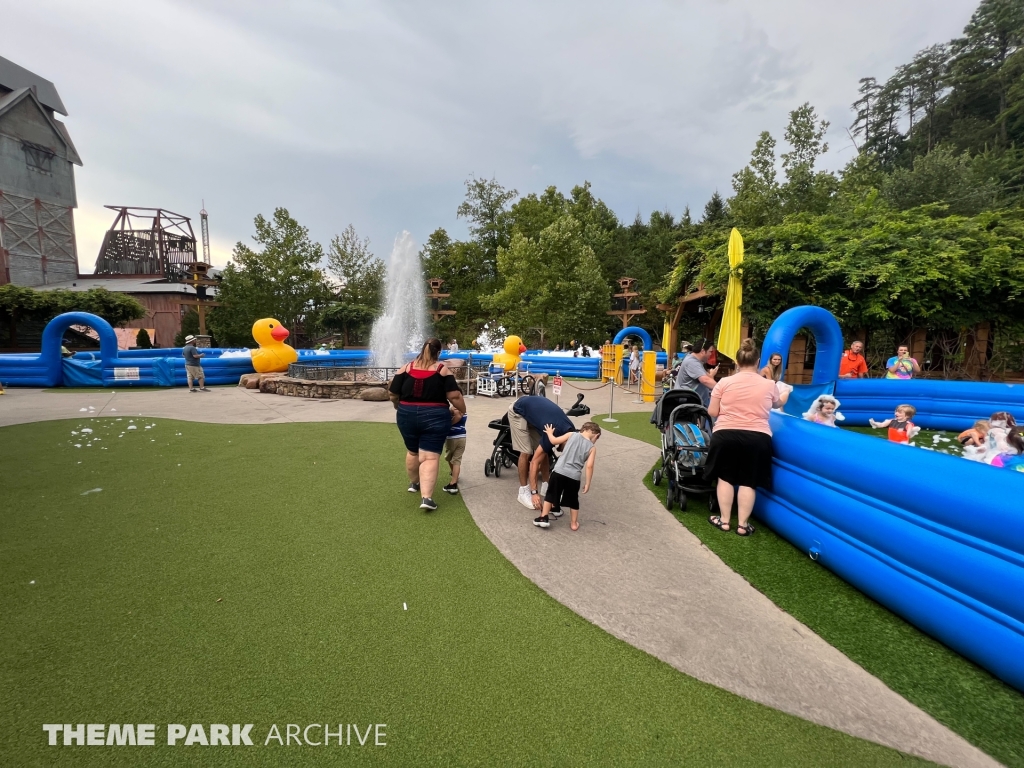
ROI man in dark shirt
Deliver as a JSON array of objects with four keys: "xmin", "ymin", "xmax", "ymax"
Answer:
[
  {"xmin": 182, "ymin": 335, "xmax": 208, "ymax": 392},
  {"xmin": 508, "ymin": 396, "xmax": 576, "ymax": 510}
]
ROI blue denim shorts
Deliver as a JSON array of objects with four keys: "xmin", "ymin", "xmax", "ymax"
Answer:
[{"xmin": 396, "ymin": 404, "xmax": 451, "ymax": 454}]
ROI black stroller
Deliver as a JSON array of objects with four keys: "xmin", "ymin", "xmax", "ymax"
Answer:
[
  {"xmin": 649, "ymin": 388, "xmax": 715, "ymax": 511},
  {"xmin": 485, "ymin": 394, "xmax": 590, "ymax": 477}
]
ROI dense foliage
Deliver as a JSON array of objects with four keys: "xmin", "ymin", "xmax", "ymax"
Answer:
[
  {"xmin": 423, "ymin": 179, "xmax": 678, "ymax": 347},
  {"xmin": 0, "ymin": 285, "xmax": 146, "ymax": 326},
  {"xmin": 209, "ymin": 208, "xmax": 333, "ymax": 347}
]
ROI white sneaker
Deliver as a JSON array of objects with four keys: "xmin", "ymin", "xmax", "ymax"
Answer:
[
  {"xmin": 540, "ymin": 481, "xmax": 549, "ymax": 497},
  {"xmin": 518, "ymin": 489, "xmax": 536, "ymax": 510}
]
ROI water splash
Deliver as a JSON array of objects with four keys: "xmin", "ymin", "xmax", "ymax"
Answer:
[{"xmin": 370, "ymin": 232, "xmax": 429, "ymax": 368}]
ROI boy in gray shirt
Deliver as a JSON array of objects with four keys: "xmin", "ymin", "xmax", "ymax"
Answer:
[{"xmin": 533, "ymin": 421, "xmax": 601, "ymax": 532}]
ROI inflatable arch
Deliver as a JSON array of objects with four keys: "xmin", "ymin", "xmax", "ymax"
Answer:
[
  {"xmin": 759, "ymin": 305, "xmax": 843, "ymax": 385},
  {"xmin": 0, "ymin": 312, "xmax": 120, "ymax": 388},
  {"xmin": 613, "ymin": 326, "xmax": 652, "ymax": 350}
]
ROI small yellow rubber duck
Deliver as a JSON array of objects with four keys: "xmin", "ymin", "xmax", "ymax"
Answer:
[
  {"xmin": 492, "ymin": 335, "xmax": 526, "ymax": 372},
  {"xmin": 251, "ymin": 318, "xmax": 298, "ymax": 373}
]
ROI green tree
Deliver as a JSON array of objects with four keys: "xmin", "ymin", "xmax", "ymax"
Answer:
[
  {"xmin": 780, "ymin": 103, "xmax": 838, "ymax": 214},
  {"xmin": 882, "ymin": 144, "xmax": 1002, "ymax": 213},
  {"xmin": 209, "ymin": 208, "xmax": 330, "ymax": 347},
  {"xmin": 730, "ymin": 131, "xmax": 782, "ymax": 226},
  {"xmin": 457, "ymin": 176, "xmax": 518, "ymax": 280},
  {"xmin": 483, "ymin": 216, "xmax": 610, "ymax": 346},
  {"xmin": 701, "ymin": 191, "xmax": 729, "ymax": 226},
  {"xmin": 324, "ymin": 224, "xmax": 385, "ymax": 344},
  {"xmin": 0, "ymin": 285, "xmax": 145, "ymax": 326}
]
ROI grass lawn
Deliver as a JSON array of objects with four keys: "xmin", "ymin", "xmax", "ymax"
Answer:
[
  {"xmin": 595, "ymin": 411, "xmax": 1024, "ymax": 768},
  {"xmin": 0, "ymin": 418, "xmax": 929, "ymax": 767}
]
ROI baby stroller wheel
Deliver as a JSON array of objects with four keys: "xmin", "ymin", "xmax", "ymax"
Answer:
[
  {"xmin": 493, "ymin": 458, "xmax": 502, "ymax": 477},
  {"xmin": 484, "ymin": 458, "xmax": 494, "ymax": 477},
  {"xmin": 652, "ymin": 468, "xmax": 662, "ymax": 486},
  {"xmin": 502, "ymin": 453, "xmax": 514, "ymax": 469},
  {"xmin": 519, "ymin": 375, "xmax": 535, "ymax": 395},
  {"xmin": 677, "ymin": 491, "xmax": 688, "ymax": 511},
  {"xmin": 665, "ymin": 487, "xmax": 674, "ymax": 511}
]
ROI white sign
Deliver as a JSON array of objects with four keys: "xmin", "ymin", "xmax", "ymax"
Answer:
[
  {"xmin": 113, "ymin": 367, "xmax": 140, "ymax": 380},
  {"xmin": 552, "ymin": 375, "xmax": 562, "ymax": 396}
]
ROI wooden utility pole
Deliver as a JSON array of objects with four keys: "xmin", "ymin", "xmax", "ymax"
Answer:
[
  {"xmin": 606, "ymin": 277, "xmax": 646, "ymax": 328},
  {"xmin": 176, "ymin": 262, "xmax": 221, "ymax": 337},
  {"xmin": 426, "ymin": 278, "xmax": 456, "ymax": 323}
]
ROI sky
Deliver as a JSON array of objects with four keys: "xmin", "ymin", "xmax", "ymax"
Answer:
[{"xmin": 1, "ymin": 0, "xmax": 980, "ymax": 272}]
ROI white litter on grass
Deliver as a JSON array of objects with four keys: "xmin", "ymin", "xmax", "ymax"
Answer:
[
  {"xmin": 127, "ymin": 425, "xmax": 137, "ymax": 431},
  {"xmin": 71, "ymin": 431, "xmax": 79, "ymax": 436},
  {"xmin": 81, "ymin": 488, "xmax": 102, "ymax": 495},
  {"xmin": 177, "ymin": 464, "xmax": 181, "ymax": 467},
  {"xmin": 115, "ymin": 418, "xmax": 122, "ymax": 421},
  {"xmin": 145, "ymin": 426, "xmax": 152, "ymax": 430},
  {"xmin": 30, "ymin": 580, "xmax": 35, "ymax": 585},
  {"xmin": 403, "ymin": 603, "xmax": 407, "ymax": 611},
  {"xmin": 74, "ymin": 444, "xmax": 81, "ymax": 448},
  {"xmin": 81, "ymin": 428, "xmax": 93, "ymax": 434}
]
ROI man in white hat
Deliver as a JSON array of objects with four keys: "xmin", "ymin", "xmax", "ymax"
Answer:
[{"xmin": 182, "ymin": 335, "xmax": 208, "ymax": 391}]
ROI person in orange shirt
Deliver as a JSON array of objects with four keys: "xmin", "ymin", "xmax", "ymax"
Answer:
[{"xmin": 839, "ymin": 340, "xmax": 869, "ymax": 379}]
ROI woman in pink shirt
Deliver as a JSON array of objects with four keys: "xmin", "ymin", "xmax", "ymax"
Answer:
[{"xmin": 705, "ymin": 338, "xmax": 789, "ymax": 536}]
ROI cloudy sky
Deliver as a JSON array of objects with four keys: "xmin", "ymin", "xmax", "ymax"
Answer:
[{"xmin": 2, "ymin": 0, "xmax": 978, "ymax": 271}]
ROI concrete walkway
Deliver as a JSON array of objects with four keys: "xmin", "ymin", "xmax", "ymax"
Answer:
[{"xmin": 0, "ymin": 384, "xmax": 1000, "ymax": 767}]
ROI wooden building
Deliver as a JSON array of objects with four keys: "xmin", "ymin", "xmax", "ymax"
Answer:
[{"xmin": 0, "ymin": 55, "xmax": 82, "ymax": 287}]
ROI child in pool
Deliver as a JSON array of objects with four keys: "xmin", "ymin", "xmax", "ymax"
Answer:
[
  {"xmin": 982, "ymin": 412, "xmax": 1017, "ymax": 464},
  {"xmin": 869, "ymin": 404, "xmax": 919, "ymax": 443},
  {"xmin": 990, "ymin": 427, "xmax": 1024, "ymax": 472},
  {"xmin": 959, "ymin": 419, "xmax": 991, "ymax": 462},
  {"xmin": 958, "ymin": 419, "xmax": 990, "ymax": 447},
  {"xmin": 802, "ymin": 395, "xmax": 843, "ymax": 427}
]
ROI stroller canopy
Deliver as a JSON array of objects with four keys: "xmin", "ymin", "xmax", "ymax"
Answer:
[{"xmin": 651, "ymin": 388, "xmax": 704, "ymax": 429}]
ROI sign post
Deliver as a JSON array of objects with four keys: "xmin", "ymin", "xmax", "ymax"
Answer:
[{"xmin": 552, "ymin": 373, "xmax": 562, "ymax": 406}]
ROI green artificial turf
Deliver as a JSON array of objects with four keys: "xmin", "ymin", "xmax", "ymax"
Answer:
[
  {"xmin": 594, "ymin": 411, "xmax": 1024, "ymax": 767},
  {"xmin": 0, "ymin": 418, "xmax": 932, "ymax": 767}
]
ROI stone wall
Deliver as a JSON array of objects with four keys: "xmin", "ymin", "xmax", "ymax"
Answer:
[{"xmin": 259, "ymin": 375, "xmax": 385, "ymax": 399}]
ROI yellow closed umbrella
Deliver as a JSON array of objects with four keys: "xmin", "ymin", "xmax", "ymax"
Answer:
[{"xmin": 716, "ymin": 227, "xmax": 744, "ymax": 361}]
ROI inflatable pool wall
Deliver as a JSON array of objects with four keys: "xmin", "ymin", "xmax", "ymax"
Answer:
[
  {"xmin": 757, "ymin": 305, "xmax": 1024, "ymax": 692},
  {"xmin": 0, "ymin": 312, "xmax": 256, "ymax": 387}
]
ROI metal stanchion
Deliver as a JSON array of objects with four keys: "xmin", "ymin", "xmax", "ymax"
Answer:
[{"xmin": 603, "ymin": 379, "xmax": 618, "ymax": 423}]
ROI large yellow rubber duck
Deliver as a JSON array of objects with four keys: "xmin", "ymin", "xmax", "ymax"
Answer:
[
  {"xmin": 251, "ymin": 318, "xmax": 298, "ymax": 373},
  {"xmin": 491, "ymin": 335, "xmax": 526, "ymax": 371}
]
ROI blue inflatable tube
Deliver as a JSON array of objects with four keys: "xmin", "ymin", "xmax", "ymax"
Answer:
[
  {"xmin": 835, "ymin": 378, "xmax": 1024, "ymax": 430},
  {"xmin": 758, "ymin": 415, "xmax": 1024, "ymax": 691},
  {"xmin": 753, "ymin": 305, "xmax": 1024, "ymax": 691}
]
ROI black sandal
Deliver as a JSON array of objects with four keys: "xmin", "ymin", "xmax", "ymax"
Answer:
[
  {"xmin": 736, "ymin": 522, "xmax": 756, "ymax": 537},
  {"xmin": 708, "ymin": 515, "xmax": 730, "ymax": 531}
]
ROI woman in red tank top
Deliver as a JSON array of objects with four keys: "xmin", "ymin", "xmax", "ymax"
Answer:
[{"xmin": 388, "ymin": 338, "xmax": 468, "ymax": 511}]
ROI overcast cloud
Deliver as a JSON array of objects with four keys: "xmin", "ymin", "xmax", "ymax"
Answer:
[{"xmin": 1, "ymin": 0, "xmax": 979, "ymax": 270}]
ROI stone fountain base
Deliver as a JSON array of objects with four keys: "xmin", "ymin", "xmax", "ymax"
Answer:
[{"xmin": 250, "ymin": 373, "xmax": 390, "ymax": 400}]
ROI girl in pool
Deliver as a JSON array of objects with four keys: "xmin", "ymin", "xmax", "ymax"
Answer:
[
  {"xmin": 869, "ymin": 404, "xmax": 919, "ymax": 443},
  {"xmin": 982, "ymin": 412, "xmax": 1017, "ymax": 464},
  {"xmin": 760, "ymin": 353, "xmax": 783, "ymax": 382},
  {"xmin": 990, "ymin": 427, "xmax": 1024, "ymax": 472},
  {"xmin": 802, "ymin": 395, "xmax": 843, "ymax": 427}
]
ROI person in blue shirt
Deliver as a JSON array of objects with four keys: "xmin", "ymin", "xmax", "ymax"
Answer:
[
  {"xmin": 442, "ymin": 407, "xmax": 468, "ymax": 494},
  {"xmin": 507, "ymin": 396, "xmax": 575, "ymax": 510}
]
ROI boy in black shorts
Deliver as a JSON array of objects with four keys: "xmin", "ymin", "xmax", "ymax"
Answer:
[{"xmin": 534, "ymin": 421, "xmax": 601, "ymax": 532}]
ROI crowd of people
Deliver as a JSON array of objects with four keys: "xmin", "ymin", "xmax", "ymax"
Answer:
[{"xmin": 386, "ymin": 332, "xmax": 1021, "ymax": 535}]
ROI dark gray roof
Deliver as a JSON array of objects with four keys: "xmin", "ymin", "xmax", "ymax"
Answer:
[{"xmin": 0, "ymin": 55, "xmax": 68, "ymax": 115}]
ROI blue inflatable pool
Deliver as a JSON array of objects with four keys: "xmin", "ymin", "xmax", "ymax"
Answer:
[{"xmin": 756, "ymin": 306, "xmax": 1024, "ymax": 692}]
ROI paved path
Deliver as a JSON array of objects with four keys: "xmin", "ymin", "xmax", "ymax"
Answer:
[{"xmin": 0, "ymin": 384, "xmax": 1000, "ymax": 767}]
